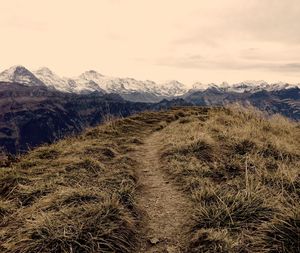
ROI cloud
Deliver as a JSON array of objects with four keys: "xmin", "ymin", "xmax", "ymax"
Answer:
[
  {"xmin": 156, "ymin": 54, "xmax": 300, "ymax": 73},
  {"xmin": 173, "ymin": 0, "xmax": 300, "ymax": 46},
  {"xmin": 280, "ymin": 63, "xmax": 300, "ymax": 71},
  {"xmin": 226, "ymin": 0, "xmax": 300, "ymax": 46},
  {"xmin": 240, "ymin": 47, "xmax": 300, "ymax": 62},
  {"xmin": 163, "ymin": 0, "xmax": 300, "ymax": 78}
]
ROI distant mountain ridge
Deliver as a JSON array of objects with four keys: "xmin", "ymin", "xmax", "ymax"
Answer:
[
  {"xmin": 0, "ymin": 65, "xmax": 299, "ymax": 127},
  {"xmin": 0, "ymin": 66, "xmax": 46, "ymax": 87},
  {"xmin": 0, "ymin": 64, "xmax": 299, "ymax": 155},
  {"xmin": 1, "ymin": 65, "xmax": 299, "ymax": 102},
  {"xmin": 0, "ymin": 66, "xmax": 187, "ymax": 102},
  {"xmin": 183, "ymin": 86, "xmax": 300, "ymax": 120}
]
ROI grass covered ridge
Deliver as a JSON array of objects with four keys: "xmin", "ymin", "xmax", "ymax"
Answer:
[
  {"xmin": 1, "ymin": 106, "xmax": 299, "ymax": 252},
  {"xmin": 0, "ymin": 110, "xmax": 180, "ymax": 253},
  {"xmin": 159, "ymin": 106, "xmax": 300, "ymax": 252}
]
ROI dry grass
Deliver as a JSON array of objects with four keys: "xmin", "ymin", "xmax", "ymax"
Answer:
[
  {"xmin": 0, "ymin": 109, "xmax": 180, "ymax": 253},
  {"xmin": 159, "ymin": 106, "xmax": 300, "ymax": 252},
  {"xmin": 1, "ymin": 106, "xmax": 299, "ymax": 252}
]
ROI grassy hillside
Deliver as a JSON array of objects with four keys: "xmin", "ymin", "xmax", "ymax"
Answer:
[
  {"xmin": 158, "ymin": 106, "xmax": 300, "ymax": 252},
  {"xmin": 1, "ymin": 106, "xmax": 299, "ymax": 252},
  {"xmin": 0, "ymin": 110, "xmax": 179, "ymax": 253}
]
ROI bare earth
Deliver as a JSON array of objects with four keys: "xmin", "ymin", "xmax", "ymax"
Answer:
[{"xmin": 135, "ymin": 132, "xmax": 192, "ymax": 253}]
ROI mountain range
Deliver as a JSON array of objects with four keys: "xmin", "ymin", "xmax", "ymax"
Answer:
[
  {"xmin": 0, "ymin": 66, "xmax": 188, "ymax": 102},
  {"xmin": 1, "ymin": 65, "xmax": 299, "ymax": 102},
  {"xmin": 0, "ymin": 65, "xmax": 299, "ymax": 155}
]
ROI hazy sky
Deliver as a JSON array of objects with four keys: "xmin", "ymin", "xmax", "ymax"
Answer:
[{"xmin": 1, "ymin": 0, "xmax": 300, "ymax": 84}]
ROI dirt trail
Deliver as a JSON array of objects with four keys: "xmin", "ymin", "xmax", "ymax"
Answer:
[{"xmin": 135, "ymin": 131, "xmax": 192, "ymax": 253}]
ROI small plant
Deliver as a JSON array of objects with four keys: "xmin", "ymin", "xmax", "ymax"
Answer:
[
  {"xmin": 3, "ymin": 201, "xmax": 138, "ymax": 253},
  {"xmin": 36, "ymin": 148, "xmax": 60, "ymax": 160},
  {"xmin": 0, "ymin": 170, "xmax": 30, "ymax": 197},
  {"xmin": 188, "ymin": 229, "xmax": 233, "ymax": 253},
  {"xmin": 253, "ymin": 210, "xmax": 300, "ymax": 253},
  {"xmin": 192, "ymin": 190, "xmax": 275, "ymax": 230},
  {"xmin": 65, "ymin": 158, "xmax": 104, "ymax": 173}
]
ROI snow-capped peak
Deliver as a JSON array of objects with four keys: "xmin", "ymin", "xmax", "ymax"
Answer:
[
  {"xmin": 33, "ymin": 68, "xmax": 106, "ymax": 94},
  {"xmin": 35, "ymin": 67, "xmax": 55, "ymax": 76},
  {"xmin": 0, "ymin": 65, "xmax": 46, "ymax": 87},
  {"xmin": 190, "ymin": 82, "xmax": 220, "ymax": 91},
  {"xmin": 79, "ymin": 70, "xmax": 104, "ymax": 80},
  {"xmin": 229, "ymin": 80, "xmax": 297, "ymax": 93},
  {"xmin": 268, "ymin": 82, "xmax": 298, "ymax": 91},
  {"xmin": 2, "ymin": 65, "xmax": 27, "ymax": 75},
  {"xmin": 220, "ymin": 81, "xmax": 230, "ymax": 88},
  {"xmin": 1, "ymin": 65, "xmax": 299, "ymax": 98},
  {"xmin": 158, "ymin": 80, "xmax": 187, "ymax": 96},
  {"xmin": 33, "ymin": 67, "xmax": 72, "ymax": 92},
  {"xmin": 189, "ymin": 80, "xmax": 299, "ymax": 94},
  {"xmin": 80, "ymin": 72, "xmax": 160, "ymax": 94}
]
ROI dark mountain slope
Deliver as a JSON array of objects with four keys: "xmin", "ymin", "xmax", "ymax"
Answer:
[
  {"xmin": 0, "ymin": 82, "xmax": 190, "ymax": 155},
  {"xmin": 1, "ymin": 80, "xmax": 299, "ymax": 155},
  {"xmin": 0, "ymin": 82, "xmax": 150, "ymax": 154},
  {"xmin": 184, "ymin": 87, "xmax": 300, "ymax": 120}
]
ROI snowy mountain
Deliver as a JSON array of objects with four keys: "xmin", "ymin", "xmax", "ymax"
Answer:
[
  {"xmin": 0, "ymin": 65, "xmax": 299, "ymax": 121},
  {"xmin": 227, "ymin": 80, "xmax": 298, "ymax": 93},
  {"xmin": 34, "ymin": 68, "xmax": 106, "ymax": 94},
  {"xmin": 188, "ymin": 80, "xmax": 299, "ymax": 94},
  {"xmin": 0, "ymin": 66, "xmax": 299, "ymax": 102},
  {"xmin": 191, "ymin": 82, "xmax": 224, "ymax": 91},
  {"xmin": 0, "ymin": 66, "xmax": 46, "ymax": 87},
  {"xmin": 79, "ymin": 71, "xmax": 186, "ymax": 96},
  {"xmin": 34, "ymin": 67, "xmax": 71, "ymax": 92},
  {"xmin": 158, "ymin": 80, "xmax": 187, "ymax": 96}
]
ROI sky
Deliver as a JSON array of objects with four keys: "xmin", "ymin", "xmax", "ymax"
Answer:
[{"xmin": 1, "ymin": 0, "xmax": 300, "ymax": 85}]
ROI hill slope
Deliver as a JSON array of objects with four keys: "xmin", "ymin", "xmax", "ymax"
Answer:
[
  {"xmin": 1, "ymin": 107, "xmax": 299, "ymax": 252},
  {"xmin": 0, "ymin": 82, "xmax": 190, "ymax": 155},
  {"xmin": 183, "ymin": 87, "xmax": 300, "ymax": 120}
]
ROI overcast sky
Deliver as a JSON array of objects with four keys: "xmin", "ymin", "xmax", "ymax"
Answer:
[{"xmin": 1, "ymin": 0, "xmax": 300, "ymax": 85}]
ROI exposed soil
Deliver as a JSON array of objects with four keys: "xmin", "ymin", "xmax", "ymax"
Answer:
[{"xmin": 135, "ymin": 131, "xmax": 192, "ymax": 253}]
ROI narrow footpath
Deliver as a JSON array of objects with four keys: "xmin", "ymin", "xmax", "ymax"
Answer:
[{"xmin": 135, "ymin": 132, "xmax": 192, "ymax": 253}]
